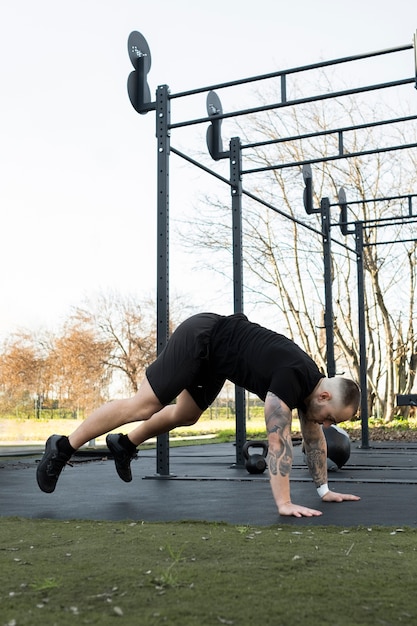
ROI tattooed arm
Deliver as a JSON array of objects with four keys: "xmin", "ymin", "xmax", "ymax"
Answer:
[
  {"xmin": 298, "ymin": 411, "xmax": 328, "ymax": 487},
  {"xmin": 300, "ymin": 411, "xmax": 361, "ymax": 504},
  {"xmin": 264, "ymin": 392, "xmax": 322, "ymax": 518}
]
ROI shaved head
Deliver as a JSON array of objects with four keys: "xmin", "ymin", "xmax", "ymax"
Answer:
[{"xmin": 320, "ymin": 377, "xmax": 361, "ymax": 414}]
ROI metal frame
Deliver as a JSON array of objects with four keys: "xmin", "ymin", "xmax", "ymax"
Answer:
[
  {"xmin": 127, "ymin": 31, "xmax": 417, "ymax": 474},
  {"xmin": 333, "ymin": 196, "xmax": 417, "ymax": 447}
]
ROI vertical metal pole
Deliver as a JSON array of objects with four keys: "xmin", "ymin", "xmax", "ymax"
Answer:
[
  {"xmin": 355, "ymin": 222, "xmax": 370, "ymax": 448},
  {"xmin": 338, "ymin": 131, "xmax": 344, "ymax": 156},
  {"xmin": 413, "ymin": 30, "xmax": 417, "ymax": 89},
  {"xmin": 230, "ymin": 137, "xmax": 246, "ymax": 466},
  {"xmin": 321, "ymin": 197, "xmax": 336, "ymax": 377},
  {"xmin": 280, "ymin": 74, "xmax": 287, "ymax": 103},
  {"xmin": 156, "ymin": 84, "xmax": 171, "ymax": 474}
]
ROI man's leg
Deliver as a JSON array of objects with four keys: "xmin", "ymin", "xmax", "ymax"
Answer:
[
  {"xmin": 105, "ymin": 388, "xmax": 203, "ymax": 482},
  {"xmin": 36, "ymin": 379, "xmax": 204, "ymax": 492},
  {"xmin": 68, "ymin": 377, "xmax": 163, "ymax": 449},
  {"xmin": 126, "ymin": 388, "xmax": 204, "ymax": 446},
  {"xmin": 36, "ymin": 377, "xmax": 164, "ymax": 493}
]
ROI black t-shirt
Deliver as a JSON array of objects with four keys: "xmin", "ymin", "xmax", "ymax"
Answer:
[{"xmin": 209, "ymin": 314, "xmax": 324, "ymax": 410}]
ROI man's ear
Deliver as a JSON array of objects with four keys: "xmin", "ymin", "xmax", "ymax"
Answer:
[{"xmin": 319, "ymin": 390, "xmax": 331, "ymax": 402}]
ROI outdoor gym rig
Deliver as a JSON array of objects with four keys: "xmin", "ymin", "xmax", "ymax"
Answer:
[{"xmin": 127, "ymin": 30, "xmax": 417, "ymax": 475}]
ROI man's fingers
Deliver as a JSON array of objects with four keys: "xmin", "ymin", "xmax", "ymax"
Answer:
[
  {"xmin": 322, "ymin": 491, "xmax": 361, "ymax": 502},
  {"xmin": 279, "ymin": 502, "xmax": 323, "ymax": 517}
]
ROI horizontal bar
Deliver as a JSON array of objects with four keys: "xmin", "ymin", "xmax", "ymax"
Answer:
[
  {"xmin": 336, "ymin": 214, "xmax": 417, "ymax": 229},
  {"xmin": 244, "ymin": 114, "xmax": 417, "ymax": 150},
  {"xmin": 169, "ymin": 78, "xmax": 415, "ymax": 130},
  {"xmin": 330, "ymin": 192, "xmax": 417, "ymax": 208},
  {"xmin": 242, "ymin": 140, "xmax": 417, "ymax": 175},
  {"xmin": 366, "ymin": 237, "xmax": 417, "ymax": 246},
  {"xmin": 169, "ymin": 43, "xmax": 413, "ymax": 100}
]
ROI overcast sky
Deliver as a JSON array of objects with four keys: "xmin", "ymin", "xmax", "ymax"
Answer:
[{"xmin": 0, "ymin": 0, "xmax": 415, "ymax": 337}]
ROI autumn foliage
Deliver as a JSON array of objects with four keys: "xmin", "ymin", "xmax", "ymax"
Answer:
[{"xmin": 0, "ymin": 295, "xmax": 157, "ymax": 418}]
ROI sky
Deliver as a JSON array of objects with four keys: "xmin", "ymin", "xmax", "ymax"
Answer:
[{"xmin": 0, "ymin": 0, "xmax": 416, "ymax": 338}]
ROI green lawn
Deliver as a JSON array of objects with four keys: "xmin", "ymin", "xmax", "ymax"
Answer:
[
  {"xmin": 1, "ymin": 518, "xmax": 416, "ymax": 625},
  {"xmin": 2, "ymin": 412, "xmax": 417, "ymax": 447}
]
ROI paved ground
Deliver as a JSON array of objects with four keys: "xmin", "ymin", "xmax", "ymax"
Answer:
[{"xmin": 1, "ymin": 440, "xmax": 416, "ymax": 527}]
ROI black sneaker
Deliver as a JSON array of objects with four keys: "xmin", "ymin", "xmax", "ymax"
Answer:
[
  {"xmin": 106, "ymin": 434, "xmax": 137, "ymax": 482},
  {"xmin": 36, "ymin": 435, "xmax": 72, "ymax": 493}
]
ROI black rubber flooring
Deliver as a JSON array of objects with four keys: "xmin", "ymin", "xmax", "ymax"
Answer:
[{"xmin": 1, "ymin": 441, "xmax": 416, "ymax": 527}]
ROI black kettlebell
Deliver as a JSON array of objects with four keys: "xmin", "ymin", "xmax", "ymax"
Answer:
[{"xmin": 242, "ymin": 440, "xmax": 268, "ymax": 474}]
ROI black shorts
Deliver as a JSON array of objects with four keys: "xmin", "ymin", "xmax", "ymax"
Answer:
[{"xmin": 146, "ymin": 313, "xmax": 226, "ymax": 410}]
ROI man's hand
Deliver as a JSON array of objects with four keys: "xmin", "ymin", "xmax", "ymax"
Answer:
[
  {"xmin": 278, "ymin": 501, "xmax": 323, "ymax": 517},
  {"xmin": 278, "ymin": 491, "xmax": 360, "ymax": 517},
  {"xmin": 321, "ymin": 490, "xmax": 360, "ymax": 503}
]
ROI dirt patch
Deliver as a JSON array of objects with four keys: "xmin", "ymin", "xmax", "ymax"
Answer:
[{"xmin": 345, "ymin": 426, "xmax": 417, "ymax": 443}]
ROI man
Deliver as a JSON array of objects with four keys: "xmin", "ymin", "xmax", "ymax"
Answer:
[{"xmin": 37, "ymin": 312, "xmax": 361, "ymax": 517}]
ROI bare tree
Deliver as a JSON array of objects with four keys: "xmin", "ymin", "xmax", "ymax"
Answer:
[
  {"xmin": 179, "ymin": 87, "xmax": 417, "ymax": 421},
  {"xmin": 48, "ymin": 323, "xmax": 111, "ymax": 416},
  {"xmin": 0, "ymin": 294, "xmax": 166, "ymax": 418},
  {"xmin": 72, "ymin": 293, "xmax": 157, "ymax": 395}
]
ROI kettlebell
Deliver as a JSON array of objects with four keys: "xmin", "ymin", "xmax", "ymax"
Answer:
[{"xmin": 242, "ymin": 440, "xmax": 268, "ymax": 474}]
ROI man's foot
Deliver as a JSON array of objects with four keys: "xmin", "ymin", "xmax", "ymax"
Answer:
[
  {"xmin": 106, "ymin": 434, "xmax": 138, "ymax": 482},
  {"xmin": 36, "ymin": 435, "xmax": 72, "ymax": 493}
]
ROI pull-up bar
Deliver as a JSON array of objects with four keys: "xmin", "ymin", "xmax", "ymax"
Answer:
[{"xmin": 128, "ymin": 29, "xmax": 417, "ymax": 473}]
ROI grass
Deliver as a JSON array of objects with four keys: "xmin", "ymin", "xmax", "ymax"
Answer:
[
  {"xmin": 2, "ymin": 413, "xmax": 417, "ymax": 447},
  {"xmin": 1, "ymin": 518, "xmax": 416, "ymax": 625},
  {"xmin": 1, "ymin": 414, "xmax": 417, "ymax": 624},
  {"xmin": 0, "ymin": 415, "xmax": 270, "ymax": 446}
]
